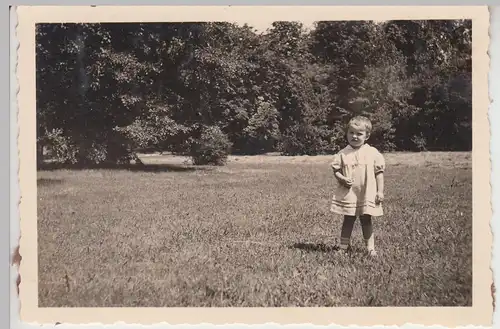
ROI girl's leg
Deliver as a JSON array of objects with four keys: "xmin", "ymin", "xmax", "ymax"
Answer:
[
  {"xmin": 360, "ymin": 215, "xmax": 375, "ymax": 254},
  {"xmin": 339, "ymin": 216, "xmax": 356, "ymax": 251}
]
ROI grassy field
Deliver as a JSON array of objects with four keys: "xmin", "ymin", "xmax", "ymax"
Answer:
[{"xmin": 37, "ymin": 152, "xmax": 472, "ymax": 307}]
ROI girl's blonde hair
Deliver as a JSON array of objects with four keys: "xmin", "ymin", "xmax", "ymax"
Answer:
[{"xmin": 347, "ymin": 116, "xmax": 372, "ymax": 137}]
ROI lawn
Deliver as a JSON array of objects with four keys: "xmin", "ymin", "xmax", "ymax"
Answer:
[{"xmin": 37, "ymin": 152, "xmax": 472, "ymax": 307}]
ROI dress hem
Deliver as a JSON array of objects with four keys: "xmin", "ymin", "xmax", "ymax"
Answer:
[{"xmin": 330, "ymin": 206, "xmax": 383, "ymax": 217}]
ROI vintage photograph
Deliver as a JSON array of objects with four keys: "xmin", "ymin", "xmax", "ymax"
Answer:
[
  {"xmin": 35, "ymin": 18, "xmax": 474, "ymax": 308},
  {"xmin": 15, "ymin": 5, "xmax": 492, "ymax": 327}
]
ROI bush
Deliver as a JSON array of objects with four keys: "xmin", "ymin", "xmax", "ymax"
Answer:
[
  {"xmin": 242, "ymin": 98, "xmax": 281, "ymax": 154},
  {"xmin": 40, "ymin": 128, "xmax": 138, "ymax": 167},
  {"xmin": 411, "ymin": 134, "xmax": 428, "ymax": 151},
  {"xmin": 190, "ymin": 126, "xmax": 232, "ymax": 166},
  {"xmin": 42, "ymin": 128, "xmax": 78, "ymax": 164},
  {"xmin": 365, "ymin": 104, "xmax": 397, "ymax": 152},
  {"xmin": 278, "ymin": 123, "xmax": 343, "ymax": 156}
]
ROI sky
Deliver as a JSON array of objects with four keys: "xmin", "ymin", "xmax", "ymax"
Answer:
[{"xmin": 237, "ymin": 20, "xmax": 388, "ymax": 33}]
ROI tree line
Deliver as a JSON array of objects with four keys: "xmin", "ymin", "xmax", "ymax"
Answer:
[{"xmin": 36, "ymin": 20, "xmax": 472, "ymax": 166}]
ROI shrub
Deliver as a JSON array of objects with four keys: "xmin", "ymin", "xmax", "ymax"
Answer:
[
  {"xmin": 278, "ymin": 123, "xmax": 344, "ymax": 156},
  {"xmin": 411, "ymin": 134, "xmax": 428, "ymax": 151},
  {"xmin": 42, "ymin": 128, "xmax": 78, "ymax": 164},
  {"xmin": 40, "ymin": 128, "xmax": 137, "ymax": 167},
  {"xmin": 190, "ymin": 126, "xmax": 232, "ymax": 166},
  {"xmin": 242, "ymin": 98, "xmax": 281, "ymax": 154}
]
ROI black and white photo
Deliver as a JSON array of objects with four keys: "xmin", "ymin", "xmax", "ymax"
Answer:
[{"xmin": 16, "ymin": 5, "xmax": 492, "ymax": 326}]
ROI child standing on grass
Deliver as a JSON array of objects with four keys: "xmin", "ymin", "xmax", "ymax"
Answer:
[{"xmin": 330, "ymin": 116, "xmax": 385, "ymax": 257}]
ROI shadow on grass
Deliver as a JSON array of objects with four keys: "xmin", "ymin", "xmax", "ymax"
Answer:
[
  {"xmin": 37, "ymin": 162, "xmax": 211, "ymax": 173},
  {"xmin": 37, "ymin": 178, "xmax": 64, "ymax": 186},
  {"xmin": 290, "ymin": 242, "xmax": 339, "ymax": 253}
]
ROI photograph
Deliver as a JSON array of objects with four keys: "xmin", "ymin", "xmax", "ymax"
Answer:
[
  {"xmin": 16, "ymin": 5, "xmax": 492, "ymax": 326},
  {"xmin": 35, "ymin": 17, "xmax": 474, "ymax": 307}
]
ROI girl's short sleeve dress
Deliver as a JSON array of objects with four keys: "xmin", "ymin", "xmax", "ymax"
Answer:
[{"xmin": 330, "ymin": 144, "xmax": 385, "ymax": 217}]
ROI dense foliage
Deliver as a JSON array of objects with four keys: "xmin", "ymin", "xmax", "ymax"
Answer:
[{"xmin": 36, "ymin": 20, "xmax": 472, "ymax": 166}]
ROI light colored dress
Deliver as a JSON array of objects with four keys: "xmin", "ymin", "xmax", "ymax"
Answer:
[{"xmin": 330, "ymin": 143, "xmax": 385, "ymax": 217}]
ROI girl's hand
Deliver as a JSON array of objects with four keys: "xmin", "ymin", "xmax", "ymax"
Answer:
[
  {"xmin": 340, "ymin": 176, "xmax": 353, "ymax": 188},
  {"xmin": 375, "ymin": 192, "xmax": 384, "ymax": 204},
  {"xmin": 334, "ymin": 171, "xmax": 352, "ymax": 188}
]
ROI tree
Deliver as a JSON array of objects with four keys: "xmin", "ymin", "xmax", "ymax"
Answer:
[
  {"xmin": 36, "ymin": 20, "xmax": 473, "ymax": 168},
  {"xmin": 384, "ymin": 20, "xmax": 472, "ymax": 150}
]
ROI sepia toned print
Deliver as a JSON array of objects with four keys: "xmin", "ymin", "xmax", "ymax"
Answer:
[{"xmin": 16, "ymin": 5, "xmax": 491, "ymax": 326}]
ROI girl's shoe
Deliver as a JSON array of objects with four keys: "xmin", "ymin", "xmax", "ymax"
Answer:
[
  {"xmin": 335, "ymin": 246, "xmax": 350, "ymax": 256},
  {"xmin": 367, "ymin": 249, "xmax": 378, "ymax": 257}
]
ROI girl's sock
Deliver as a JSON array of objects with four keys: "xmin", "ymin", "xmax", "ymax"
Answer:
[
  {"xmin": 340, "ymin": 216, "xmax": 356, "ymax": 250},
  {"xmin": 360, "ymin": 215, "xmax": 375, "ymax": 251}
]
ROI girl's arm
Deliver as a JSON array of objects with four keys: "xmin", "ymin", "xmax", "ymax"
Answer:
[
  {"xmin": 374, "ymin": 149, "xmax": 385, "ymax": 201},
  {"xmin": 375, "ymin": 172, "xmax": 384, "ymax": 203},
  {"xmin": 334, "ymin": 170, "xmax": 347, "ymax": 181},
  {"xmin": 375, "ymin": 172, "xmax": 384, "ymax": 193},
  {"xmin": 331, "ymin": 153, "xmax": 343, "ymax": 181},
  {"xmin": 331, "ymin": 152, "xmax": 347, "ymax": 182},
  {"xmin": 335, "ymin": 169, "xmax": 352, "ymax": 187}
]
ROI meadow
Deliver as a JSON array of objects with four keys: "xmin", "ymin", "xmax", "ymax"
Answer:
[{"xmin": 37, "ymin": 152, "xmax": 472, "ymax": 307}]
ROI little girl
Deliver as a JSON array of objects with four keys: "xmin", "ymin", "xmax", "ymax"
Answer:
[{"xmin": 330, "ymin": 116, "xmax": 385, "ymax": 256}]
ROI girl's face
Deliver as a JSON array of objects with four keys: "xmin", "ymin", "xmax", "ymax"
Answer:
[{"xmin": 347, "ymin": 124, "xmax": 368, "ymax": 148}]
